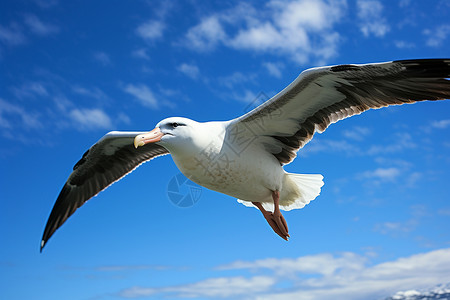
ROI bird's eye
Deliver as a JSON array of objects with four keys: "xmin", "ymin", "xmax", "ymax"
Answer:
[{"xmin": 172, "ymin": 122, "xmax": 179, "ymax": 128}]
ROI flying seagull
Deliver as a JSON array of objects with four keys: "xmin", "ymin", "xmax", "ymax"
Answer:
[{"xmin": 40, "ymin": 59, "xmax": 450, "ymax": 251}]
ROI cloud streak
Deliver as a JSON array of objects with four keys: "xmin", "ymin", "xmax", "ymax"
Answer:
[
  {"xmin": 117, "ymin": 248, "xmax": 450, "ymax": 300},
  {"xmin": 0, "ymin": 98, "xmax": 42, "ymax": 129},
  {"xmin": 0, "ymin": 23, "xmax": 26, "ymax": 46},
  {"xmin": 69, "ymin": 108, "xmax": 113, "ymax": 130},
  {"xmin": 23, "ymin": 14, "xmax": 59, "ymax": 36},
  {"xmin": 123, "ymin": 83, "xmax": 159, "ymax": 109}
]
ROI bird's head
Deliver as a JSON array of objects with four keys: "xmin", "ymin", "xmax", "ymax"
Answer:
[{"xmin": 134, "ymin": 117, "xmax": 204, "ymax": 154}]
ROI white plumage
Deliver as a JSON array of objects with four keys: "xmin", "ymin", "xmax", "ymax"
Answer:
[{"xmin": 41, "ymin": 59, "xmax": 450, "ymax": 251}]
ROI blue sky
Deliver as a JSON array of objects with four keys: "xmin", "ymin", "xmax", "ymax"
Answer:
[{"xmin": 1, "ymin": 0, "xmax": 450, "ymax": 299}]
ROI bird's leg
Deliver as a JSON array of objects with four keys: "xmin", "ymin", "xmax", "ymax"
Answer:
[{"xmin": 252, "ymin": 191, "xmax": 289, "ymax": 241}]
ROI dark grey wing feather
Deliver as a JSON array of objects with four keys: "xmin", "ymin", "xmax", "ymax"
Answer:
[
  {"xmin": 232, "ymin": 59, "xmax": 450, "ymax": 165},
  {"xmin": 40, "ymin": 131, "xmax": 169, "ymax": 251}
]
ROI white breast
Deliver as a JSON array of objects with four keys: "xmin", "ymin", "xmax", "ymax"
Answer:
[{"xmin": 172, "ymin": 134, "xmax": 284, "ymax": 202}]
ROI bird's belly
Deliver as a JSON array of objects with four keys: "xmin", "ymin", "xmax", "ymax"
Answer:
[{"xmin": 172, "ymin": 146, "xmax": 283, "ymax": 201}]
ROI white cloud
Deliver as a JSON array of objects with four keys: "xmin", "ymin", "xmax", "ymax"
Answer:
[
  {"xmin": 360, "ymin": 167, "xmax": 401, "ymax": 182},
  {"xmin": 117, "ymin": 113, "xmax": 131, "ymax": 125},
  {"xmin": 431, "ymin": 119, "xmax": 450, "ymax": 129},
  {"xmin": 218, "ymin": 71, "xmax": 257, "ymax": 89},
  {"xmin": 357, "ymin": 0, "xmax": 390, "ymax": 37},
  {"xmin": 185, "ymin": 16, "xmax": 226, "ymax": 51},
  {"xmin": 136, "ymin": 20, "xmax": 165, "ymax": 41},
  {"xmin": 184, "ymin": 0, "xmax": 346, "ymax": 63},
  {"xmin": 69, "ymin": 108, "xmax": 113, "ymax": 130},
  {"xmin": 374, "ymin": 157, "xmax": 412, "ymax": 169},
  {"xmin": 301, "ymin": 138, "xmax": 362, "ymax": 157},
  {"xmin": 367, "ymin": 132, "xmax": 416, "ymax": 155},
  {"xmin": 424, "ymin": 24, "xmax": 450, "ymax": 47},
  {"xmin": 120, "ymin": 276, "xmax": 276, "ymax": 298},
  {"xmin": 23, "ymin": 14, "xmax": 59, "ymax": 36},
  {"xmin": 72, "ymin": 86, "xmax": 107, "ymax": 100},
  {"xmin": 220, "ymin": 252, "xmax": 367, "ymax": 277},
  {"xmin": 131, "ymin": 48, "xmax": 150, "ymax": 60},
  {"xmin": 0, "ymin": 98, "xmax": 42, "ymax": 129},
  {"xmin": 405, "ymin": 171, "xmax": 422, "ymax": 187},
  {"xmin": 374, "ymin": 205, "xmax": 430, "ymax": 236},
  {"xmin": 116, "ymin": 248, "xmax": 450, "ymax": 300},
  {"xmin": 263, "ymin": 62, "xmax": 283, "ymax": 78},
  {"xmin": 342, "ymin": 126, "xmax": 370, "ymax": 141},
  {"xmin": 12, "ymin": 82, "xmax": 48, "ymax": 99},
  {"xmin": 178, "ymin": 63, "xmax": 200, "ymax": 79},
  {"xmin": 394, "ymin": 40, "xmax": 415, "ymax": 49},
  {"xmin": 374, "ymin": 220, "xmax": 416, "ymax": 235},
  {"xmin": 302, "ymin": 131, "xmax": 418, "ymax": 158},
  {"xmin": 229, "ymin": 22, "xmax": 285, "ymax": 51},
  {"xmin": 123, "ymin": 84, "xmax": 158, "ymax": 109}
]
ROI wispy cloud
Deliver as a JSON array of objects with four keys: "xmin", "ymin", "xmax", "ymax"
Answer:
[
  {"xmin": 394, "ymin": 40, "xmax": 415, "ymax": 49},
  {"xmin": 123, "ymin": 84, "xmax": 159, "ymax": 109},
  {"xmin": 218, "ymin": 71, "xmax": 257, "ymax": 90},
  {"xmin": 263, "ymin": 62, "xmax": 284, "ymax": 78},
  {"xmin": 430, "ymin": 119, "xmax": 450, "ymax": 129},
  {"xmin": 374, "ymin": 205, "xmax": 432, "ymax": 236},
  {"xmin": 131, "ymin": 48, "xmax": 150, "ymax": 60},
  {"xmin": 438, "ymin": 209, "xmax": 450, "ymax": 216},
  {"xmin": 136, "ymin": 20, "xmax": 165, "ymax": 41},
  {"xmin": 184, "ymin": 0, "xmax": 347, "ymax": 63},
  {"xmin": 177, "ymin": 63, "xmax": 200, "ymax": 79},
  {"xmin": 374, "ymin": 157, "xmax": 412, "ymax": 169},
  {"xmin": 374, "ymin": 220, "xmax": 417, "ymax": 235},
  {"xmin": 423, "ymin": 24, "xmax": 450, "ymax": 47},
  {"xmin": 302, "ymin": 138, "xmax": 362, "ymax": 157},
  {"xmin": 93, "ymin": 51, "xmax": 111, "ymax": 66},
  {"xmin": 367, "ymin": 132, "xmax": 416, "ymax": 155},
  {"xmin": 0, "ymin": 98, "xmax": 42, "ymax": 129},
  {"xmin": 12, "ymin": 81, "xmax": 48, "ymax": 99},
  {"xmin": 69, "ymin": 108, "xmax": 113, "ymax": 130},
  {"xmin": 116, "ymin": 248, "xmax": 450, "ymax": 300},
  {"xmin": 119, "ymin": 276, "xmax": 276, "ymax": 298},
  {"xmin": 23, "ymin": 14, "xmax": 59, "ymax": 36},
  {"xmin": 356, "ymin": 0, "xmax": 390, "ymax": 37},
  {"xmin": 72, "ymin": 86, "xmax": 107, "ymax": 100},
  {"xmin": 33, "ymin": 0, "xmax": 58, "ymax": 9},
  {"xmin": 4, "ymin": 73, "xmax": 126, "ymax": 137},
  {"xmin": 342, "ymin": 126, "xmax": 370, "ymax": 141},
  {"xmin": 0, "ymin": 14, "xmax": 58, "ymax": 49},
  {"xmin": 0, "ymin": 23, "xmax": 26, "ymax": 46},
  {"xmin": 96, "ymin": 264, "xmax": 170, "ymax": 272},
  {"xmin": 360, "ymin": 167, "xmax": 401, "ymax": 182}
]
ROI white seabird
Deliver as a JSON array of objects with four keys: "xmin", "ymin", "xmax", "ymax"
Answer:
[{"xmin": 41, "ymin": 59, "xmax": 450, "ymax": 251}]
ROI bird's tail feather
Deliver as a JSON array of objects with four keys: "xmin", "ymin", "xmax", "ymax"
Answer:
[
  {"xmin": 237, "ymin": 173, "xmax": 324, "ymax": 212},
  {"xmin": 280, "ymin": 173, "xmax": 324, "ymax": 211}
]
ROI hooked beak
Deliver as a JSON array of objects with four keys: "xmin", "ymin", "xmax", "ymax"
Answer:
[{"xmin": 134, "ymin": 127, "xmax": 164, "ymax": 148}]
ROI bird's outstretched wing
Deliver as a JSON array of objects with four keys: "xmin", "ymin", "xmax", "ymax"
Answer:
[
  {"xmin": 41, "ymin": 131, "xmax": 169, "ymax": 251},
  {"xmin": 231, "ymin": 59, "xmax": 450, "ymax": 165}
]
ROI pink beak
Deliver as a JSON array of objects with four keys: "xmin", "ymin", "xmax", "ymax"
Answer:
[{"xmin": 134, "ymin": 127, "xmax": 164, "ymax": 148}]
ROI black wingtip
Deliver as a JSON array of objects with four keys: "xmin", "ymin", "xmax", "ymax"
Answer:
[
  {"xmin": 40, "ymin": 239, "xmax": 45, "ymax": 253},
  {"xmin": 394, "ymin": 58, "xmax": 450, "ymax": 78}
]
